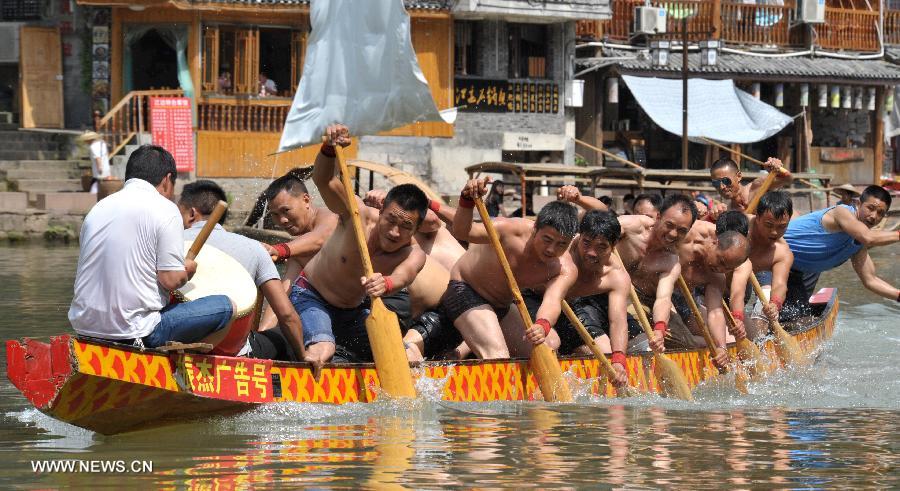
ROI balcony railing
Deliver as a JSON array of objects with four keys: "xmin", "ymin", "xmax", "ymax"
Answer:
[
  {"xmin": 93, "ymin": 89, "xmax": 185, "ymax": 156},
  {"xmin": 198, "ymin": 98, "xmax": 291, "ymax": 133},
  {"xmin": 578, "ymin": 1, "xmax": 886, "ymax": 52},
  {"xmin": 720, "ymin": 1, "xmax": 793, "ymax": 47},
  {"xmin": 816, "ymin": 7, "xmax": 880, "ymax": 52}
]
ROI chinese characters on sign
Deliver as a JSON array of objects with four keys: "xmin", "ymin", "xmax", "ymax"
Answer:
[
  {"xmin": 454, "ymin": 77, "xmax": 559, "ymax": 114},
  {"xmin": 183, "ymin": 355, "xmax": 272, "ymax": 402},
  {"xmin": 150, "ymin": 97, "xmax": 195, "ymax": 172}
]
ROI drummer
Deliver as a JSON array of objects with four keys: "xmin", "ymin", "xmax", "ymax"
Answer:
[
  {"xmin": 68, "ymin": 145, "xmax": 234, "ymax": 349},
  {"xmin": 178, "ymin": 180, "xmax": 307, "ymax": 363}
]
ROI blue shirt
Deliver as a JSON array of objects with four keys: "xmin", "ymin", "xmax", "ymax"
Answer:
[{"xmin": 784, "ymin": 205, "xmax": 863, "ymax": 274}]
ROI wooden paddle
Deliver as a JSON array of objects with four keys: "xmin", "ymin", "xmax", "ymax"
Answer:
[
  {"xmin": 561, "ymin": 300, "xmax": 638, "ymax": 398},
  {"xmin": 612, "ymin": 250, "xmax": 693, "ymax": 401},
  {"xmin": 473, "ymin": 197, "xmax": 573, "ymax": 402},
  {"xmin": 334, "ymin": 144, "xmax": 417, "ymax": 398},
  {"xmin": 187, "ymin": 200, "xmax": 228, "ymax": 261},
  {"xmin": 745, "ymin": 170, "xmax": 780, "ymax": 214},
  {"xmin": 722, "ymin": 299, "xmax": 770, "ymax": 379},
  {"xmin": 675, "ymin": 276, "xmax": 748, "ymax": 394},
  {"xmin": 748, "ymin": 274, "xmax": 806, "ymax": 367}
]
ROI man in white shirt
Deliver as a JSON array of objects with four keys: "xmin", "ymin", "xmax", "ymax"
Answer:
[
  {"xmin": 78, "ymin": 131, "xmax": 111, "ymax": 194},
  {"xmin": 178, "ymin": 180, "xmax": 308, "ymax": 362},
  {"xmin": 68, "ymin": 145, "xmax": 234, "ymax": 348},
  {"xmin": 258, "ymin": 72, "xmax": 277, "ymax": 97}
]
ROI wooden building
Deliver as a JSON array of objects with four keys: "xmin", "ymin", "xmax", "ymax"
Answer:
[
  {"xmin": 575, "ymin": 0, "xmax": 900, "ymax": 186},
  {"xmin": 78, "ymin": 0, "xmax": 454, "ymax": 179}
]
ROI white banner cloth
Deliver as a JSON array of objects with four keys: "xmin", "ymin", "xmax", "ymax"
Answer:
[
  {"xmin": 622, "ymin": 75, "xmax": 792, "ymax": 144},
  {"xmin": 278, "ymin": 0, "xmax": 450, "ymax": 152}
]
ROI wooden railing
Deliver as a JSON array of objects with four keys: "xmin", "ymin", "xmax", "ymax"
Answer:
[
  {"xmin": 198, "ymin": 97, "xmax": 290, "ymax": 133},
  {"xmin": 582, "ymin": 1, "xmax": 716, "ymax": 42},
  {"xmin": 720, "ymin": 1, "xmax": 794, "ymax": 46},
  {"xmin": 817, "ymin": 7, "xmax": 880, "ymax": 52},
  {"xmin": 886, "ymin": 9, "xmax": 900, "ymax": 45},
  {"xmin": 93, "ymin": 89, "xmax": 185, "ymax": 156}
]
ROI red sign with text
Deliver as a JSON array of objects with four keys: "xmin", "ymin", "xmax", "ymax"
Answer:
[{"xmin": 150, "ymin": 97, "xmax": 194, "ymax": 172}]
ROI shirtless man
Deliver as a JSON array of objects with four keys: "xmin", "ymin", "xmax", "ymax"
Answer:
[
  {"xmin": 615, "ymin": 195, "xmax": 698, "ymax": 355},
  {"xmin": 709, "ymin": 157, "xmax": 792, "ymax": 214},
  {"xmin": 294, "ymin": 124, "xmax": 427, "ymax": 364},
  {"xmin": 258, "ymin": 173, "xmax": 339, "ymax": 330},
  {"xmin": 631, "ymin": 193, "xmax": 661, "ymax": 220},
  {"xmin": 444, "ymin": 177, "xmax": 578, "ymax": 359},
  {"xmin": 676, "ymin": 220, "xmax": 750, "ymax": 369},
  {"xmin": 518, "ymin": 210, "xmax": 636, "ymax": 387},
  {"xmin": 727, "ymin": 191, "xmax": 795, "ymax": 341},
  {"xmin": 362, "ymin": 189, "xmax": 466, "ymax": 361}
]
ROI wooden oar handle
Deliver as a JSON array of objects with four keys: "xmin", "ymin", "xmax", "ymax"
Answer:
[
  {"xmin": 473, "ymin": 197, "xmax": 531, "ymax": 328},
  {"xmin": 748, "ymin": 274, "xmax": 786, "ymax": 334},
  {"xmin": 676, "ymin": 275, "xmax": 727, "ymax": 374},
  {"xmin": 187, "ymin": 200, "xmax": 228, "ymax": 260},
  {"xmin": 335, "ymin": 145, "xmax": 376, "ymax": 277},
  {"xmin": 745, "ymin": 171, "xmax": 778, "ymax": 215},
  {"xmin": 561, "ymin": 300, "xmax": 618, "ymax": 377}
]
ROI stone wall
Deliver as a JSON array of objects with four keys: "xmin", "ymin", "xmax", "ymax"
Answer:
[{"xmin": 811, "ymin": 108, "xmax": 871, "ymax": 148}]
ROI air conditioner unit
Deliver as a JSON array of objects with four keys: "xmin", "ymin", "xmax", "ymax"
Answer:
[
  {"xmin": 634, "ymin": 6, "xmax": 667, "ymax": 35},
  {"xmin": 799, "ymin": 0, "xmax": 825, "ymax": 24}
]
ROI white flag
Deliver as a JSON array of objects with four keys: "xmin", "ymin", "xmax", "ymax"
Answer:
[{"xmin": 278, "ymin": 0, "xmax": 452, "ymax": 152}]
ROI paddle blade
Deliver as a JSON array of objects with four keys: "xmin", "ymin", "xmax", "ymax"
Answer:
[
  {"xmin": 734, "ymin": 366, "xmax": 750, "ymax": 394},
  {"xmin": 529, "ymin": 344, "xmax": 573, "ymax": 402},
  {"xmin": 772, "ymin": 324, "xmax": 807, "ymax": 367},
  {"xmin": 735, "ymin": 338, "xmax": 771, "ymax": 379},
  {"xmin": 653, "ymin": 353, "xmax": 693, "ymax": 401},
  {"xmin": 365, "ymin": 299, "xmax": 417, "ymax": 398}
]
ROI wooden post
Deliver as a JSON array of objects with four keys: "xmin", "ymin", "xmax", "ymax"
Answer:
[
  {"xmin": 711, "ymin": 0, "xmax": 722, "ymax": 40},
  {"xmin": 595, "ymin": 73, "xmax": 604, "ymax": 166},
  {"xmin": 874, "ymin": 86, "xmax": 886, "ymax": 185}
]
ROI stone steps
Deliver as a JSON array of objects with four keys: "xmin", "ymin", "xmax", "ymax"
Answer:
[
  {"xmin": 0, "ymin": 130, "xmax": 68, "ymax": 143},
  {"xmin": 0, "ymin": 150, "xmax": 68, "ymax": 161},
  {"xmin": 12, "ymin": 179, "xmax": 84, "ymax": 202},
  {"xmin": 0, "ymin": 160, "xmax": 87, "ymax": 171},
  {"xmin": 1, "ymin": 167, "xmax": 81, "ymax": 180}
]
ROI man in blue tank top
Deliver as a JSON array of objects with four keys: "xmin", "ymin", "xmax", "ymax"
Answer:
[{"xmin": 783, "ymin": 185, "xmax": 899, "ymax": 318}]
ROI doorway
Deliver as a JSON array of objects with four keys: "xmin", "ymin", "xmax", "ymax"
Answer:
[{"xmin": 130, "ymin": 29, "xmax": 178, "ymax": 90}]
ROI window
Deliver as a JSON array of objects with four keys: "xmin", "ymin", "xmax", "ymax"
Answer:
[
  {"xmin": 508, "ymin": 23, "xmax": 548, "ymax": 79},
  {"xmin": 201, "ymin": 24, "xmax": 306, "ymax": 97},
  {"xmin": 454, "ymin": 21, "xmax": 478, "ymax": 76},
  {"xmin": 1, "ymin": 0, "xmax": 39, "ymax": 21}
]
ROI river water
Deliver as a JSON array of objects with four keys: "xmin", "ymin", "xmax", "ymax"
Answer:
[{"xmin": 0, "ymin": 244, "xmax": 897, "ymax": 489}]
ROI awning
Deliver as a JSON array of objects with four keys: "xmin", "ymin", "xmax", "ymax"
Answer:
[{"xmin": 622, "ymin": 75, "xmax": 793, "ymax": 144}]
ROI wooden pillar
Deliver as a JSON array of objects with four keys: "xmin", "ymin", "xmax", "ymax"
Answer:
[
  {"xmin": 189, "ymin": 13, "xmax": 202, "ymax": 106},
  {"xmin": 110, "ymin": 8, "xmax": 123, "ymax": 103},
  {"xmin": 711, "ymin": 0, "xmax": 722, "ymax": 39},
  {"xmin": 594, "ymin": 74, "xmax": 604, "ymax": 166},
  {"xmin": 873, "ymin": 86, "xmax": 886, "ymax": 185}
]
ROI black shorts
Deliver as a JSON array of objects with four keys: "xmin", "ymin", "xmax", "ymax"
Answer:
[
  {"xmin": 381, "ymin": 288, "xmax": 412, "ymax": 333},
  {"xmin": 440, "ymin": 280, "xmax": 510, "ymax": 324},
  {"xmin": 781, "ymin": 269, "xmax": 819, "ymax": 324},
  {"xmin": 522, "ymin": 290, "xmax": 642, "ymax": 355},
  {"xmin": 331, "ymin": 288, "xmax": 412, "ymax": 364},
  {"xmin": 248, "ymin": 328, "xmax": 299, "ymax": 362},
  {"xmin": 409, "ymin": 309, "xmax": 462, "ymax": 358}
]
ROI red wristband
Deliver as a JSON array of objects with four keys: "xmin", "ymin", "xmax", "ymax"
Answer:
[
  {"xmin": 320, "ymin": 143, "xmax": 336, "ymax": 158},
  {"xmin": 770, "ymin": 295, "xmax": 783, "ymax": 312},
  {"xmin": 895, "ymin": 290, "xmax": 899, "ymax": 302},
  {"xmin": 383, "ymin": 276, "xmax": 394, "ymax": 294},
  {"xmin": 535, "ymin": 318, "xmax": 551, "ymax": 336},
  {"xmin": 653, "ymin": 321, "xmax": 667, "ymax": 336},
  {"xmin": 731, "ymin": 310, "xmax": 745, "ymax": 322},
  {"xmin": 611, "ymin": 351, "xmax": 627, "ymax": 367},
  {"xmin": 428, "ymin": 199, "xmax": 441, "ymax": 213},
  {"xmin": 272, "ymin": 242, "xmax": 290, "ymax": 261},
  {"xmin": 458, "ymin": 195, "xmax": 475, "ymax": 209}
]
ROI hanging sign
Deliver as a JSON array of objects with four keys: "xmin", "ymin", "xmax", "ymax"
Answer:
[{"xmin": 150, "ymin": 97, "xmax": 195, "ymax": 172}]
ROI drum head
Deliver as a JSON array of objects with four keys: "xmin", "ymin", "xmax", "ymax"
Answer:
[{"xmin": 177, "ymin": 242, "xmax": 257, "ymax": 315}]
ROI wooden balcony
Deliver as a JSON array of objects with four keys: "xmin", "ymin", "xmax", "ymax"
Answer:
[
  {"xmin": 577, "ymin": 1, "xmax": 884, "ymax": 52},
  {"xmin": 817, "ymin": 7, "xmax": 880, "ymax": 52}
]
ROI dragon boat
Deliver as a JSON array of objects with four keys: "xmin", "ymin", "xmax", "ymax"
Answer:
[{"xmin": 6, "ymin": 288, "xmax": 838, "ymax": 435}]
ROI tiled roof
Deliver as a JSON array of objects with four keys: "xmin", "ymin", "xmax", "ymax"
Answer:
[
  {"xmin": 191, "ymin": 0, "xmax": 450, "ymax": 9},
  {"xmin": 577, "ymin": 48, "xmax": 900, "ymax": 84}
]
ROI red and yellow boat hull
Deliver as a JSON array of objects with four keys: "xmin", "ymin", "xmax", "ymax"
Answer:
[{"xmin": 6, "ymin": 289, "xmax": 838, "ymax": 435}]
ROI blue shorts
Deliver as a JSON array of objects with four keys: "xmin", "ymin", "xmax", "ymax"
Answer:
[
  {"xmin": 289, "ymin": 284, "xmax": 369, "ymax": 348},
  {"xmin": 143, "ymin": 295, "xmax": 233, "ymax": 349}
]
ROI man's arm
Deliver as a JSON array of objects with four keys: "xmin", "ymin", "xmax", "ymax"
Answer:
[
  {"xmin": 451, "ymin": 177, "xmax": 502, "ymax": 244},
  {"xmin": 750, "ymin": 157, "xmax": 793, "ymax": 193},
  {"xmin": 606, "ymin": 272, "xmax": 631, "ymax": 355},
  {"xmin": 362, "ymin": 247, "xmax": 427, "ymax": 298},
  {"xmin": 260, "ymin": 279, "xmax": 306, "ymax": 361},
  {"xmin": 311, "ymin": 125, "xmax": 353, "ymax": 218},
  {"xmin": 704, "ymin": 276, "xmax": 729, "ymax": 370},
  {"xmin": 649, "ymin": 260, "xmax": 680, "ymax": 352},
  {"xmin": 770, "ymin": 244, "xmax": 794, "ymax": 306},
  {"xmin": 851, "ymin": 248, "xmax": 900, "ymax": 301},
  {"xmin": 534, "ymin": 261, "xmax": 577, "ymax": 328},
  {"xmin": 829, "ymin": 206, "xmax": 899, "ymax": 248},
  {"xmin": 727, "ymin": 259, "xmax": 752, "ymax": 339},
  {"xmin": 259, "ymin": 257, "xmax": 302, "ymax": 330},
  {"xmin": 557, "ymin": 185, "xmax": 609, "ymax": 211}
]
